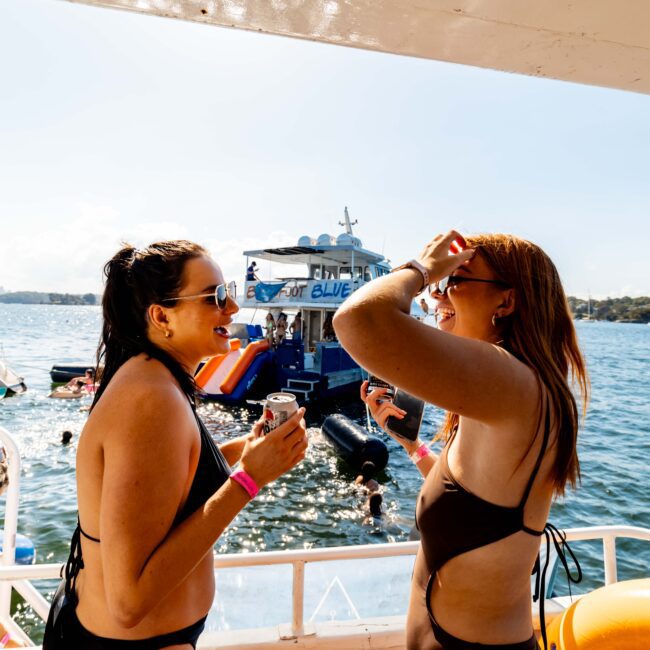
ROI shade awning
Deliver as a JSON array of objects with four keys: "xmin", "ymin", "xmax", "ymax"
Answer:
[{"xmin": 66, "ymin": 0, "xmax": 650, "ymax": 95}]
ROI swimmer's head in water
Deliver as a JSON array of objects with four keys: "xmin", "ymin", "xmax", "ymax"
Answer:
[
  {"xmin": 360, "ymin": 461, "xmax": 377, "ymax": 483},
  {"xmin": 368, "ymin": 492, "xmax": 382, "ymax": 517}
]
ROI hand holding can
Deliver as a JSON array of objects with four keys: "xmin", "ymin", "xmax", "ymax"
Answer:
[
  {"xmin": 263, "ymin": 392, "xmax": 299, "ymax": 435},
  {"xmin": 240, "ymin": 402, "xmax": 308, "ymax": 487}
]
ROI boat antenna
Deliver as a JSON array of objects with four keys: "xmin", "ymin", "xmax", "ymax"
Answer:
[{"xmin": 339, "ymin": 206, "xmax": 357, "ymax": 235}]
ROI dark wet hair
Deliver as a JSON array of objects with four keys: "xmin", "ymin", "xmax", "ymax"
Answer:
[
  {"xmin": 360, "ymin": 460, "xmax": 376, "ymax": 483},
  {"xmin": 368, "ymin": 492, "xmax": 382, "ymax": 517},
  {"xmin": 91, "ymin": 240, "xmax": 208, "ymax": 410}
]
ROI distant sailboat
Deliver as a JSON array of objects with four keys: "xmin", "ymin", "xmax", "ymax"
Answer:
[{"xmin": 583, "ymin": 294, "xmax": 594, "ymax": 322}]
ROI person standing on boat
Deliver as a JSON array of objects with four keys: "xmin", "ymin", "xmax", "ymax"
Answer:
[
  {"xmin": 265, "ymin": 311, "xmax": 276, "ymax": 346},
  {"xmin": 334, "ymin": 231, "xmax": 588, "ymax": 650},
  {"xmin": 290, "ymin": 311, "xmax": 302, "ymax": 341},
  {"xmin": 322, "ymin": 312, "xmax": 336, "ymax": 341},
  {"xmin": 246, "ymin": 260, "xmax": 259, "ymax": 281},
  {"xmin": 275, "ymin": 312, "xmax": 288, "ymax": 346},
  {"xmin": 43, "ymin": 241, "xmax": 308, "ymax": 650}
]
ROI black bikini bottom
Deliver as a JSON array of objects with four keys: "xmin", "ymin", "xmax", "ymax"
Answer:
[
  {"xmin": 429, "ymin": 611, "xmax": 538, "ymax": 650},
  {"xmin": 43, "ymin": 581, "xmax": 207, "ymax": 650},
  {"xmin": 424, "ymin": 572, "xmax": 539, "ymax": 650}
]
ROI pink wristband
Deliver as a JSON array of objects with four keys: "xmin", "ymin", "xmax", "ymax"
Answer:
[
  {"xmin": 230, "ymin": 470, "xmax": 259, "ymax": 499},
  {"xmin": 410, "ymin": 442, "xmax": 431, "ymax": 464},
  {"xmin": 0, "ymin": 632, "xmax": 10, "ymax": 647}
]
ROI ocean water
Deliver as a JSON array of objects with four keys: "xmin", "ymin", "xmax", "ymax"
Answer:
[{"xmin": 0, "ymin": 304, "xmax": 649, "ymax": 639}]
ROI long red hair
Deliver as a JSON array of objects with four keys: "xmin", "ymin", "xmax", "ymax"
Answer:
[{"xmin": 439, "ymin": 234, "xmax": 589, "ymax": 496}]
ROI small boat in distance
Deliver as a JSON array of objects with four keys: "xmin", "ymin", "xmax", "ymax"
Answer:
[
  {"xmin": 49, "ymin": 363, "xmax": 95, "ymax": 384},
  {"xmin": 197, "ymin": 208, "xmax": 392, "ymax": 403},
  {"xmin": 0, "ymin": 357, "xmax": 26, "ymax": 397}
]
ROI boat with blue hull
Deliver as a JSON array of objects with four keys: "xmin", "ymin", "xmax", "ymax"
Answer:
[{"xmin": 198, "ymin": 209, "xmax": 391, "ymax": 404}]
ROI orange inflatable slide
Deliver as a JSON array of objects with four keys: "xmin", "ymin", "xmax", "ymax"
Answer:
[
  {"xmin": 220, "ymin": 339, "xmax": 271, "ymax": 395},
  {"xmin": 195, "ymin": 339, "xmax": 242, "ymax": 395}
]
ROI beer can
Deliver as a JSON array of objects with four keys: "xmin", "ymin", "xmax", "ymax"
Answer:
[{"xmin": 263, "ymin": 392, "xmax": 298, "ymax": 435}]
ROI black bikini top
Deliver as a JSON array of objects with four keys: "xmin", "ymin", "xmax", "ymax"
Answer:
[
  {"xmin": 416, "ymin": 405, "xmax": 550, "ymax": 577},
  {"xmin": 65, "ymin": 404, "xmax": 231, "ymax": 597},
  {"xmin": 416, "ymin": 402, "xmax": 582, "ymax": 650}
]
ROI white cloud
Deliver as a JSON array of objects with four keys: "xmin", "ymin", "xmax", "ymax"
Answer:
[{"xmin": 0, "ymin": 203, "xmax": 194, "ymax": 293}]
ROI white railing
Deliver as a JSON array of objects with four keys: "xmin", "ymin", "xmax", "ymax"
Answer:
[
  {"xmin": 1, "ymin": 424, "xmax": 649, "ymax": 646},
  {"xmin": 1, "ymin": 527, "xmax": 649, "ymax": 644}
]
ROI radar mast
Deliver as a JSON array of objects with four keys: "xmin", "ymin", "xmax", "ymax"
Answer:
[{"xmin": 339, "ymin": 206, "xmax": 358, "ymax": 235}]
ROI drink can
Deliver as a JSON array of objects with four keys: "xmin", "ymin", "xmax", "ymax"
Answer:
[{"xmin": 263, "ymin": 392, "xmax": 298, "ymax": 435}]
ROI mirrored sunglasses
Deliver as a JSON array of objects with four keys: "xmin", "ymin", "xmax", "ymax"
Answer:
[{"xmin": 163, "ymin": 281, "xmax": 236, "ymax": 309}]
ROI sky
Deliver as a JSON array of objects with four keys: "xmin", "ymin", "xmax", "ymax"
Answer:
[{"xmin": 1, "ymin": 0, "xmax": 649, "ymax": 299}]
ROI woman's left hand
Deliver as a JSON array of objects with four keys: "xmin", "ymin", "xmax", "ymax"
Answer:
[{"xmin": 416, "ymin": 230, "xmax": 475, "ymax": 283}]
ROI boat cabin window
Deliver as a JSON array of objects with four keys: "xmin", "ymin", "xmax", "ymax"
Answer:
[
  {"xmin": 339, "ymin": 266, "xmax": 363, "ymax": 280},
  {"xmin": 309, "ymin": 264, "xmax": 322, "ymax": 280},
  {"xmin": 364, "ymin": 266, "xmax": 372, "ymax": 281},
  {"xmin": 323, "ymin": 265, "xmax": 338, "ymax": 279}
]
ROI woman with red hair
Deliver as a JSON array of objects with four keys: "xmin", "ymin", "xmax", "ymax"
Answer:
[{"xmin": 334, "ymin": 231, "xmax": 587, "ymax": 650}]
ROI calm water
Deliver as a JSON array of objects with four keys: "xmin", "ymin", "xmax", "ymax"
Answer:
[{"xmin": 0, "ymin": 304, "xmax": 649, "ymax": 638}]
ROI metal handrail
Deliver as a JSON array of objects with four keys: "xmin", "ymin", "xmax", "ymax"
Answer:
[
  {"xmin": 0, "ymin": 526, "xmax": 648, "ymax": 640},
  {"xmin": 0, "ymin": 427, "xmax": 22, "ymax": 617}
]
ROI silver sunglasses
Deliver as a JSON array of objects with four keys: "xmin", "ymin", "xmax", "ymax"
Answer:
[{"xmin": 163, "ymin": 281, "xmax": 236, "ymax": 309}]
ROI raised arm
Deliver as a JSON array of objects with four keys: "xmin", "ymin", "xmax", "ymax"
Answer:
[{"xmin": 334, "ymin": 231, "xmax": 538, "ymax": 426}]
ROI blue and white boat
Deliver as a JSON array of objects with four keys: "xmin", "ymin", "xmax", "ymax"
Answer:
[{"xmin": 198, "ymin": 209, "xmax": 391, "ymax": 404}]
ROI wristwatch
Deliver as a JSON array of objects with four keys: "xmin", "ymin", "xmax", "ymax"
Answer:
[{"xmin": 391, "ymin": 259, "xmax": 430, "ymax": 294}]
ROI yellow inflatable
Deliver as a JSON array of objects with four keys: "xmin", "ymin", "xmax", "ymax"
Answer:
[{"xmin": 544, "ymin": 578, "xmax": 650, "ymax": 649}]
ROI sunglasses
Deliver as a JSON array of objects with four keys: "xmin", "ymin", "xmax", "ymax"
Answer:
[
  {"xmin": 431, "ymin": 275, "xmax": 510, "ymax": 296},
  {"xmin": 163, "ymin": 281, "xmax": 236, "ymax": 309}
]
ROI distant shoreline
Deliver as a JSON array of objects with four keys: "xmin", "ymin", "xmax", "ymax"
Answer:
[
  {"xmin": 1, "ymin": 292, "xmax": 648, "ymax": 323},
  {"xmin": 567, "ymin": 296, "xmax": 650, "ymax": 324},
  {"xmin": 0, "ymin": 291, "xmax": 100, "ymax": 306}
]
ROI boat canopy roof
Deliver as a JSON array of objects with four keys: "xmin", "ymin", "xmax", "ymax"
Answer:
[
  {"xmin": 69, "ymin": 1, "xmax": 650, "ymax": 95},
  {"xmin": 244, "ymin": 244, "xmax": 389, "ymax": 267}
]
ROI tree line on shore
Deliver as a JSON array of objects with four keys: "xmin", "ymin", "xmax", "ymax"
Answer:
[
  {"xmin": 567, "ymin": 296, "xmax": 650, "ymax": 323},
  {"xmin": 0, "ymin": 291, "xmax": 98, "ymax": 305},
  {"xmin": 1, "ymin": 291, "xmax": 649, "ymax": 323}
]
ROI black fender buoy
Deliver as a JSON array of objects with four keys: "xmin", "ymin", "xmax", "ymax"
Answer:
[{"xmin": 321, "ymin": 414, "xmax": 389, "ymax": 473}]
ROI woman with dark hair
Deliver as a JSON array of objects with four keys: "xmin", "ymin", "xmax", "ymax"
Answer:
[
  {"xmin": 44, "ymin": 241, "xmax": 308, "ymax": 650},
  {"xmin": 334, "ymin": 231, "xmax": 587, "ymax": 650}
]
